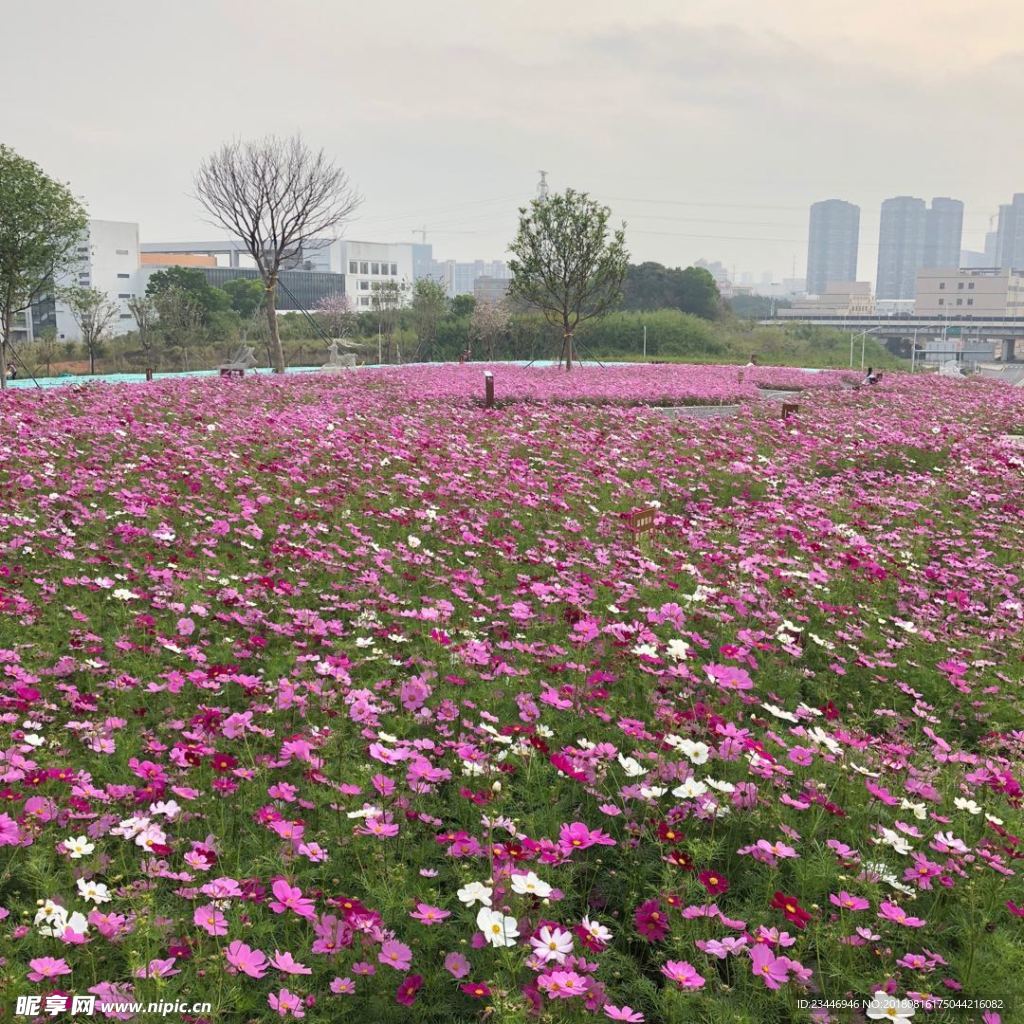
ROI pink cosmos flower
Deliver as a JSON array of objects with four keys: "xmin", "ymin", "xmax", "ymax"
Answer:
[
  {"xmin": 28, "ymin": 957, "xmax": 72, "ymax": 982},
  {"xmin": 661, "ymin": 960, "xmax": 706, "ymax": 989},
  {"xmin": 604, "ymin": 1006, "xmax": 645, "ymax": 1022},
  {"xmin": 409, "ymin": 903, "xmax": 451, "ymax": 925},
  {"xmin": 330, "ymin": 977, "xmax": 355, "ymax": 995},
  {"xmin": 271, "ymin": 950, "xmax": 312, "ymax": 975},
  {"xmin": 750, "ymin": 945, "xmax": 790, "ymax": 989},
  {"xmin": 878, "ymin": 901, "xmax": 927, "ymax": 928},
  {"xmin": 269, "ymin": 879, "xmax": 316, "ymax": 919},
  {"xmin": 134, "ymin": 957, "xmax": 180, "ymax": 979},
  {"xmin": 830, "ymin": 891, "xmax": 870, "ymax": 911},
  {"xmin": 193, "ymin": 904, "xmax": 228, "ymax": 936},
  {"xmin": 268, "ymin": 988, "xmax": 305, "ymax": 1019},
  {"xmin": 0, "ymin": 813, "xmax": 21, "ymax": 846},
  {"xmin": 538, "ymin": 970, "xmax": 589, "ymax": 999},
  {"xmin": 225, "ymin": 940, "xmax": 268, "ymax": 979},
  {"xmin": 445, "ymin": 952, "xmax": 471, "ymax": 978},
  {"xmin": 706, "ymin": 664, "xmax": 754, "ymax": 691},
  {"xmin": 379, "ymin": 939, "xmax": 413, "ymax": 971}
]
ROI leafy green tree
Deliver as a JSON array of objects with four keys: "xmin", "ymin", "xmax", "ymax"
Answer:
[
  {"xmin": 621, "ymin": 262, "xmax": 723, "ymax": 320},
  {"xmin": 126, "ymin": 295, "xmax": 158, "ymax": 360},
  {"xmin": 508, "ymin": 188, "xmax": 628, "ymax": 370},
  {"xmin": 0, "ymin": 145, "xmax": 88, "ymax": 387},
  {"xmin": 411, "ymin": 278, "xmax": 448, "ymax": 361},
  {"xmin": 222, "ymin": 277, "xmax": 265, "ymax": 319},
  {"xmin": 470, "ymin": 299, "xmax": 511, "ymax": 361},
  {"xmin": 60, "ymin": 286, "xmax": 119, "ymax": 374},
  {"xmin": 371, "ymin": 280, "xmax": 407, "ymax": 364},
  {"xmin": 145, "ymin": 266, "xmax": 229, "ymax": 315},
  {"xmin": 449, "ymin": 294, "xmax": 475, "ymax": 318},
  {"xmin": 151, "ymin": 285, "xmax": 204, "ymax": 369}
]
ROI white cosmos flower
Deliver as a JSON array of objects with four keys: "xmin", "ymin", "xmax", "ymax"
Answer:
[
  {"xmin": 406, "ymin": 535, "xmax": 421, "ymax": 548},
  {"xmin": 632, "ymin": 643, "xmax": 659, "ymax": 659},
  {"xmin": 65, "ymin": 911, "xmax": 89, "ymax": 936},
  {"xmin": 111, "ymin": 588, "xmax": 135, "ymax": 600},
  {"xmin": 581, "ymin": 915, "xmax": 613, "ymax": 944},
  {"xmin": 35, "ymin": 900, "xmax": 68, "ymax": 937},
  {"xmin": 77, "ymin": 878, "xmax": 111, "ymax": 904},
  {"xmin": 672, "ymin": 777, "xmax": 708, "ymax": 801},
  {"xmin": 666, "ymin": 639, "xmax": 691, "ymax": 661},
  {"xmin": 510, "ymin": 871, "xmax": 552, "ymax": 898},
  {"xmin": 877, "ymin": 828, "xmax": 913, "ymax": 855},
  {"xmin": 761, "ymin": 703, "xmax": 798, "ymax": 724},
  {"xmin": 679, "ymin": 739, "xmax": 710, "ymax": 765},
  {"xmin": 476, "ymin": 906, "xmax": 519, "ymax": 947},
  {"xmin": 63, "ymin": 836, "xmax": 95, "ymax": 859},
  {"xmin": 640, "ymin": 785, "xmax": 668, "ymax": 799},
  {"xmin": 954, "ymin": 797, "xmax": 982, "ymax": 815},
  {"xmin": 457, "ymin": 881, "xmax": 493, "ymax": 907},
  {"xmin": 617, "ymin": 754, "xmax": 647, "ymax": 777},
  {"xmin": 900, "ymin": 799, "xmax": 928, "ymax": 821},
  {"xmin": 529, "ymin": 924, "xmax": 573, "ymax": 963},
  {"xmin": 704, "ymin": 777, "xmax": 735, "ymax": 793},
  {"xmin": 149, "ymin": 800, "xmax": 181, "ymax": 819}
]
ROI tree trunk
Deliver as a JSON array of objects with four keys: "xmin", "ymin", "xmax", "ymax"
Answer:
[
  {"xmin": 0, "ymin": 306, "xmax": 9, "ymax": 390},
  {"xmin": 265, "ymin": 278, "xmax": 284, "ymax": 373},
  {"xmin": 89, "ymin": 343, "xmax": 95, "ymax": 375},
  {"xmin": 564, "ymin": 329, "xmax": 574, "ymax": 372}
]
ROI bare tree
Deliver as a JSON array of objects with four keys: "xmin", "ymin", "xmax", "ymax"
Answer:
[
  {"xmin": 61, "ymin": 286, "xmax": 119, "ymax": 375},
  {"xmin": 470, "ymin": 299, "xmax": 511, "ymax": 361},
  {"xmin": 371, "ymin": 279, "xmax": 407, "ymax": 364},
  {"xmin": 316, "ymin": 293, "xmax": 357, "ymax": 342},
  {"xmin": 193, "ymin": 135, "xmax": 361, "ymax": 374}
]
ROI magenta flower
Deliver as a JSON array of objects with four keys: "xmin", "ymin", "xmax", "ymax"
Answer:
[
  {"xmin": 661, "ymin": 960, "xmax": 706, "ymax": 989},
  {"xmin": 28, "ymin": 956, "xmax": 72, "ymax": 982},
  {"xmin": 379, "ymin": 939, "xmax": 413, "ymax": 971},
  {"xmin": 558, "ymin": 821, "xmax": 616, "ymax": 854},
  {"xmin": 634, "ymin": 900, "xmax": 669, "ymax": 941},
  {"xmin": 330, "ymin": 977, "xmax": 355, "ymax": 995},
  {"xmin": 225, "ymin": 940, "xmax": 269, "ymax": 979},
  {"xmin": 395, "ymin": 974, "xmax": 423, "ymax": 1006}
]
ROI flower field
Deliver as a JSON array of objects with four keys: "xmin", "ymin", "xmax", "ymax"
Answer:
[{"xmin": 0, "ymin": 364, "xmax": 1023, "ymax": 1024}]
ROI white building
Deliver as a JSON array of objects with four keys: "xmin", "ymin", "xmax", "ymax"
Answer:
[
  {"xmin": 915, "ymin": 267, "xmax": 1024, "ymax": 317},
  {"xmin": 33, "ymin": 220, "xmax": 142, "ymax": 340},
  {"xmin": 336, "ymin": 241, "xmax": 414, "ymax": 309}
]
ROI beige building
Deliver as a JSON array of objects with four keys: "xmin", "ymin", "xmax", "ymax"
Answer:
[
  {"xmin": 779, "ymin": 281, "xmax": 874, "ymax": 317},
  {"xmin": 916, "ymin": 267, "xmax": 1024, "ymax": 317}
]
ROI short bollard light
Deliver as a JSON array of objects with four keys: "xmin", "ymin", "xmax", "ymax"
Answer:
[
  {"xmin": 484, "ymin": 371, "xmax": 495, "ymax": 409},
  {"xmin": 781, "ymin": 402, "xmax": 799, "ymax": 419}
]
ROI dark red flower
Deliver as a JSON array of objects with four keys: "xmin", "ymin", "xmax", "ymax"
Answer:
[
  {"xmin": 395, "ymin": 974, "xmax": 423, "ymax": 1006},
  {"xmin": 770, "ymin": 891, "xmax": 812, "ymax": 929},
  {"xmin": 634, "ymin": 899, "xmax": 669, "ymax": 941},
  {"xmin": 698, "ymin": 870, "xmax": 729, "ymax": 896},
  {"xmin": 657, "ymin": 821, "xmax": 684, "ymax": 844},
  {"xmin": 460, "ymin": 982, "xmax": 492, "ymax": 999}
]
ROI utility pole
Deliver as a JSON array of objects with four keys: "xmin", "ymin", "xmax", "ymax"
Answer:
[
  {"xmin": 643, "ymin": 323, "xmax": 647, "ymax": 359},
  {"xmin": 536, "ymin": 171, "xmax": 550, "ymax": 201}
]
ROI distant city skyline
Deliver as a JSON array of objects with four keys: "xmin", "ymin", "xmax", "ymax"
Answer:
[{"xmin": 2, "ymin": 1, "xmax": 1022, "ymax": 286}]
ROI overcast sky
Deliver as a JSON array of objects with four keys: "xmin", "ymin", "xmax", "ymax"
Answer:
[{"xmin": 4, "ymin": 0, "xmax": 1023, "ymax": 283}]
